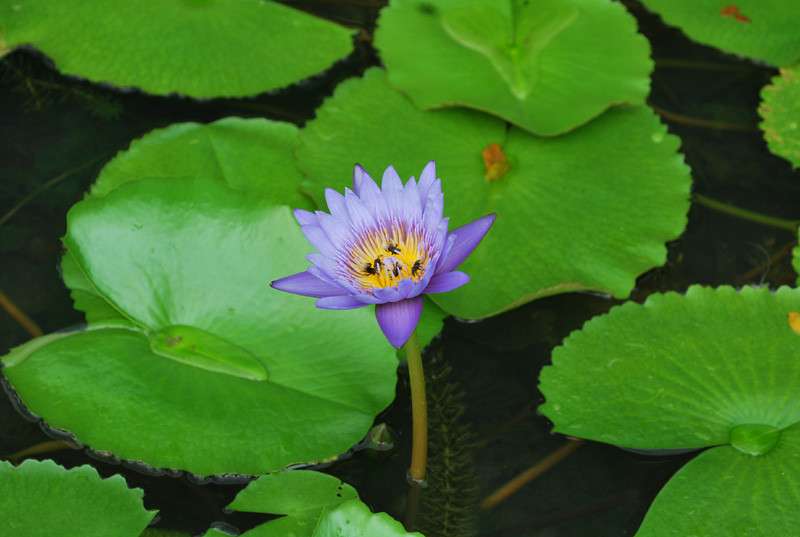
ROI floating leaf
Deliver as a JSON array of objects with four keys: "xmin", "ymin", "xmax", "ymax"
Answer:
[
  {"xmin": 375, "ymin": 0, "xmax": 652, "ymax": 135},
  {"xmin": 539, "ymin": 285, "xmax": 800, "ymax": 536},
  {"xmin": 759, "ymin": 64, "xmax": 800, "ymax": 168},
  {"xmin": 634, "ymin": 423, "xmax": 800, "ymax": 537},
  {"xmin": 640, "ymin": 0, "xmax": 800, "ymax": 66},
  {"xmin": 2, "ymin": 176, "xmax": 397, "ymax": 476},
  {"xmin": 225, "ymin": 471, "xmax": 358, "ymax": 537},
  {"xmin": 313, "ymin": 500, "xmax": 425, "ymax": 537},
  {"xmin": 298, "ymin": 68, "xmax": 690, "ymax": 318},
  {"xmin": 0, "ymin": 0, "xmax": 353, "ymax": 97},
  {"xmin": 0, "ymin": 459, "xmax": 156, "ymax": 537}
]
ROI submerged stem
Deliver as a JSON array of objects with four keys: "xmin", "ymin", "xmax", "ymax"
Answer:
[
  {"xmin": 405, "ymin": 329, "xmax": 428, "ymax": 483},
  {"xmin": 693, "ymin": 193, "xmax": 800, "ymax": 232}
]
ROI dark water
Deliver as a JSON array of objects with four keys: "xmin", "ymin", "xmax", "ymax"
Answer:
[{"xmin": 1, "ymin": 2, "xmax": 798, "ymax": 536}]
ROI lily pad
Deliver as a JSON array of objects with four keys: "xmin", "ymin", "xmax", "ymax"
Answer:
[
  {"xmin": 1, "ymin": 176, "xmax": 398, "ymax": 476},
  {"xmin": 313, "ymin": 500, "xmax": 425, "ymax": 537},
  {"xmin": 0, "ymin": 459, "xmax": 156, "ymax": 537},
  {"xmin": 297, "ymin": 68, "xmax": 691, "ymax": 318},
  {"xmin": 640, "ymin": 0, "xmax": 800, "ymax": 66},
  {"xmin": 222, "ymin": 470, "xmax": 358, "ymax": 537},
  {"xmin": 0, "ymin": 0, "xmax": 353, "ymax": 97},
  {"xmin": 759, "ymin": 64, "xmax": 800, "ymax": 168},
  {"xmin": 539, "ymin": 285, "xmax": 800, "ymax": 536},
  {"xmin": 375, "ymin": 0, "xmax": 652, "ymax": 135},
  {"xmin": 635, "ymin": 422, "xmax": 800, "ymax": 536}
]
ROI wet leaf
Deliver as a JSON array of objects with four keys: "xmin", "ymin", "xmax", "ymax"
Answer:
[
  {"xmin": 313, "ymin": 500, "xmax": 424, "ymax": 537},
  {"xmin": 375, "ymin": 0, "xmax": 652, "ymax": 135},
  {"xmin": 0, "ymin": 459, "xmax": 156, "ymax": 537},
  {"xmin": 0, "ymin": 0, "xmax": 353, "ymax": 97},
  {"xmin": 759, "ymin": 64, "xmax": 800, "ymax": 168}
]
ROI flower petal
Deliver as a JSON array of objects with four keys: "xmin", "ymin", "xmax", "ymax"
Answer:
[
  {"xmin": 435, "ymin": 213, "xmax": 497, "ymax": 274},
  {"xmin": 316, "ymin": 295, "xmax": 369, "ymax": 310},
  {"xmin": 344, "ymin": 189, "xmax": 377, "ymax": 234},
  {"xmin": 300, "ymin": 224, "xmax": 339, "ymax": 258},
  {"xmin": 294, "ymin": 208, "xmax": 318, "ymax": 227},
  {"xmin": 375, "ymin": 297, "xmax": 424, "ymax": 348},
  {"xmin": 424, "ymin": 271, "xmax": 470, "ymax": 293},
  {"xmin": 352, "ymin": 164, "xmax": 377, "ymax": 197},
  {"xmin": 317, "ymin": 212, "xmax": 352, "ymax": 251},
  {"xmin": 271, "ymin": 271, "xmax": 346, "ymax": 298},
  {"xmin": 325, "ymin": 188, "xmax": 350, "ymax": 227},
  {"xmin": 401, "ymin": 177, "xmax": 422, "ymax": 224},
  {"xmin": 381, "ymin": 165, "xmax": 404, "ymax": 215},
  {"xmin": 417, "ymin": 161, "xmax": 438, "ymax": 209}
]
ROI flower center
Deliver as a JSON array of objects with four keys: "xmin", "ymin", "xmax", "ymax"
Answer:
[{"xmin": 347, "ymin": 224, "xmax": 428, "ymax": 291}]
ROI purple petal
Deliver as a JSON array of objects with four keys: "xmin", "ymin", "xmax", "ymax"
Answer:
[
  {"xmin": 294, "ymin": 209, "xmax": 318, "ymax": 227},
  {"xmin": 271, "ymin": 271, "xmax": 346, "ymax": 298},
  {"xmin": 344, "ymin": 189, "xmax": 376, "ymax": 234},
  {"xmin": 353, "ymin": 164, "xmax": 377, "ymax": 197},
  {"xmin": 325, "ymin": 189, "xmax": 350, "ymax": 226},
  {"xmin": 374, "ymin": 286, "xmax": 403, "ymax": 303},
  {"xmin": 424, "ymin": 271, "xmax": 470, "ymax": 293},
  {"xmin": 435, "ymin": 213, "xmax": 497, "ymax": 274},
  {"xmin": 301, "ymin": 225, "xmax": 338, "ymax": 258},
  {"xmin": 401, "ymin": 178, "xmax": 422, "ymax": 223},
  {"xmin": 421, "ymin": 191, "xmax": 444, "ymax": 234},
  {"xmin": 317, "ymin": 212, "xmax": 352, "ymax": 250},
  {"xmin": 375, "ymin": 297, "xmax": 424, "ymax": 348},
  {"xmin": 417, "ymin": 161, "xmax": 438, "ymax": 209},
  {"xmin": 381, "ymin": 165, "xmax": 404, "ymax": 215},
  {"xmin": 316, "ymin": 295, "xmax": 369, "ymax": 310}
]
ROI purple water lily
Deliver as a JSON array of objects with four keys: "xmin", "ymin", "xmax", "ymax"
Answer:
[{"xmin": 271, "ymin": 162, "xmax": 496, "ymax": 348}]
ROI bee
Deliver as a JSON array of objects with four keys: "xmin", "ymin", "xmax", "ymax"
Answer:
[
  {"xmin": 411, "ymin": 260, "xmax": 422, "ymax": 276},
  {"xmin": 384, "ymin": 241, "xmax": 401, "ymax": 255},
  {"xmin": 391, "ymin": 262, "xmax": 402, "ymax": 277},
  {"xmin": 373, "ymin": 256, "xmax": 384, "ymax": 270},
  {"xmin": 362, "ymin": 261, "xmax": 378, "ymax": 275}
]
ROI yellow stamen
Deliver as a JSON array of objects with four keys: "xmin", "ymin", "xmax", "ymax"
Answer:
[{"xmin": 348, "ymin": 226, "xmax": 427, "ymax": 291}]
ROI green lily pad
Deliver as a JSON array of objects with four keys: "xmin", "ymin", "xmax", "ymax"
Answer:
[
  {"xmin": 297, "ymin": 68, "xmax": 691, "ymax": 318},
  {"xmin": 640, "ymin": 0, "xmax": 800, "ymax": 66},
  {"xmin": 375, "ymin": 0, "xmax": 652, "ymax": 135},
  {"xmin": 540, "ymin": 285, "xmax": 800, "ymax": 447},
  {"xmin": 313, "ymin": 500, "xmax": 425, "ymax": 537},
  {"xmin": 92, "ymin": 117, "xmax": 312, "ymax": 207},
  {"xmin": 539, "ymin": 285, "xmax": 800, "ymax": 536},
  {"xmin": 223, "ymin": 470, "xmax": 358, "ymax": 537},
  {"xmin": 0, "ymin": 0, "xmax": 353, "ymax": 97},
  {"xmin": 0, "ymin": 459, "xmax": 156, "ymax": 537},
  {"xmin": 634, "ymin": 422, "xmax": 800, "ymax": 536},
  {"xmin": 759, "ymin": 64, "xmax": 800, "ymax": 168},
  {"xmin": 1, "ymin": 176, "xmax": 397, "ymax": 476}
]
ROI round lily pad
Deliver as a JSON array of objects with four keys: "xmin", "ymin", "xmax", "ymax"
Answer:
[
  {"xmin": 92, "ymin": 117, "xmax": 312, "ymax": 208},
  {"xmin": 0, "ymin": 459, "xmax": 156, "ymax": 537},
  {"xmin": 0, "ymin": 0, "xmax": 353, "ymax": 97},
  {"xmin": 375, "ymin": 0, "xmax": 652, "ymax": 135},
  {"xmin": 640, "ymin": 0, "xmax": 800, "ymax": 66},
  {"xmin": 2, "ymin": 176, "xmax": 398, "ymax": 476},
  {"xmin": 759, "ymin": 64, "xmax": 800, "ymax": 168},
  {"xmin": 634, "ymin": 422, "xmax": 800, "ymax": 537},
  {"xmin": 539, "ymin": 285, "xmax": 800, "ymax": 448},
  {"xmin": 297, "ymin": 68, "xmax": 691, "ymax": 318}
]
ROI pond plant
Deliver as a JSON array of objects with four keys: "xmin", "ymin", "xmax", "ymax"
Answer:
[{"xmin": 0, "ymin": 0, "xmax": 799, "ymax": 536}]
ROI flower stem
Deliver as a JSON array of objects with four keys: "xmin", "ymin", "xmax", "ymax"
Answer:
[
  {"xmin": 692, "ymin": 193, "xmax": 800, "ymax": 232},
  {"xmin": 405, "ymin": 329, "xmax": 428, "ymax": 483}
]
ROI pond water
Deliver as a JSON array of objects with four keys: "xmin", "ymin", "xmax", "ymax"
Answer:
[{"xmin": 1, "ymin": 2, "xmax": 798, "ymax": 536}]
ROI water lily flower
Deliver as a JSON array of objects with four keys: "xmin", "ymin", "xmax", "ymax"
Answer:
[{"xmin": 271, "ymin": 161, "xmax": 496, "ymax": 348}]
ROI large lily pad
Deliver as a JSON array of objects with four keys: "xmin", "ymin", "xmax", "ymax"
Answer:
[
  {"xmin": 375, "ymin": 0, "xmax": 652, "ymax": 135},
  {"xmin": 0, "ymin": 459, "xmax": 156, "ymax": 537},
  {"xmin": 297, "ymin": 68, "xmax": 691, "ymax": 318},
  {"xmin": 539, "ymin": 285, "xmax": 800, "ymax": 536},
  {"xmin": 0, "ymin": 0, "xmax": 353, "ymax": 97},
  {"xmin": 759, "ymin": 64, "xmax": 800, "ymax": 169},
  {"xmin": 1, "ymin": 176, "xmax": 398, "ymax": 476},
  {"xmin": 640, "ymin": 0, "xmax": 800, "ymax": 66}
]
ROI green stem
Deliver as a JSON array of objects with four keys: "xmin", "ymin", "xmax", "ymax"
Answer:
[
  {"xmin": 693, "ymin": 193, "xmax": 800, "ymax": 232},
  {"xmin": 405, "ymin": 329, "xmax": 428, "ymax": 483}
]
